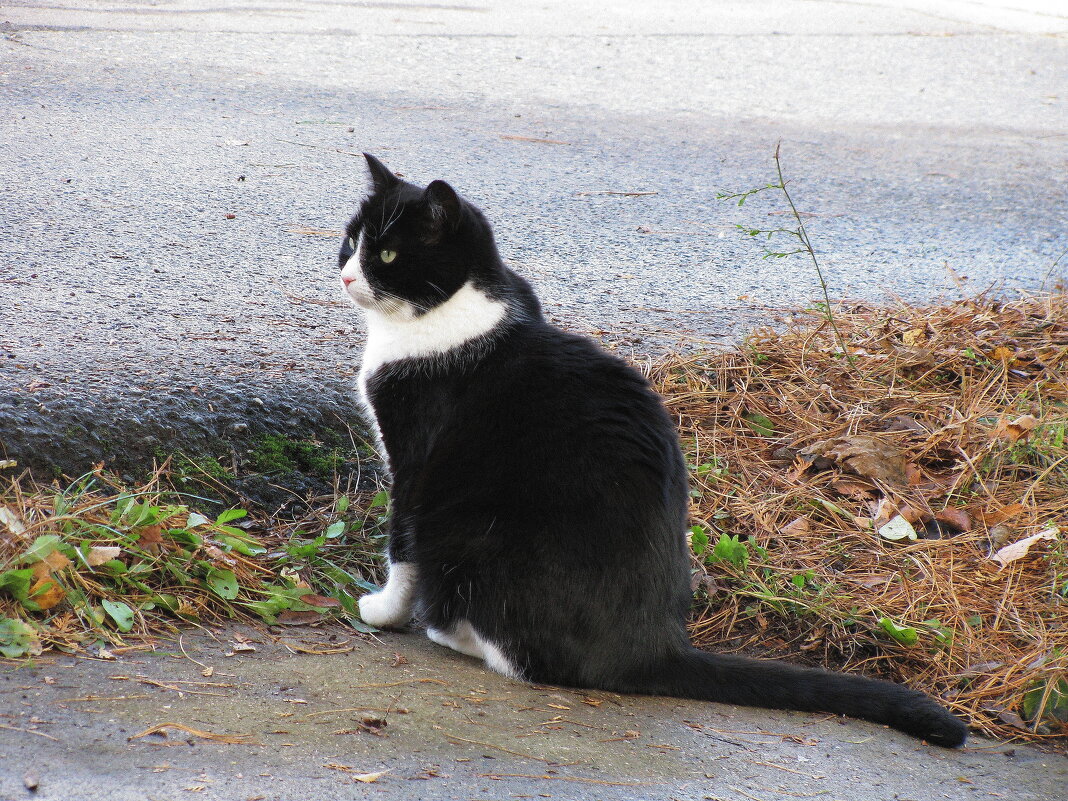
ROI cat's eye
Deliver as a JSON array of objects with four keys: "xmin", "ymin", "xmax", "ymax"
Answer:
[
  {"xmin": 347, "ymin": 236, "xmax": 356, "ymax": 250},
  {"xmin": 380, "ymin": 249, "xmax": 398, "ymax": 264}
]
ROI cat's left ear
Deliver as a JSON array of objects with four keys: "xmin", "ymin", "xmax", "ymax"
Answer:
[{"xmin": 424, "ymin": 180, "xmax": 462, "ymax": 230}]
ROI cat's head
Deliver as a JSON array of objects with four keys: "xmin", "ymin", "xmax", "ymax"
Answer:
[{"xmin": 339, "ymin": 154, "xmax": 499, "ymax": 318}]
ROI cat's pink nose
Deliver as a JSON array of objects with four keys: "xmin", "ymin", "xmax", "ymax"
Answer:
[{"xmin": 342, "ymin": 276, "xmax": 356, "ymax": 287}]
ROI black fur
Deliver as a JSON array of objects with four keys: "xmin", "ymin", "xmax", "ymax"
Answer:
[{"xmin": 340, "ymin": 155, "xmax": 967, "ymax": 748}]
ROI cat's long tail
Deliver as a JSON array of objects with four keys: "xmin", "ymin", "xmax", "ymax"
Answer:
[{"xmin": 631, "ymin": 648, "xmax": 966, "ymax": 747}]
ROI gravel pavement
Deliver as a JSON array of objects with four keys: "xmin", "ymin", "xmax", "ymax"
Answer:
[{"xmin": 1, "ymin": 0, "xmax": 1066, "ymax": 478}]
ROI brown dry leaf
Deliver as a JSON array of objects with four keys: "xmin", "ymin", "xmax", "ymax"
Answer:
[
  {"xmin": 996, "ymin": 414, "xmax": 1040, "ymax": 442},
  {"xmin": 300, "ymin": 594, "xmax": 342, "ymax": 609},
  {"xmin": 128, "ymin": 722, "xmax": 260, "ymax": 745},
  {"xmin": 41, "ymin": 549, "xmax": 71, "ymax": 571},
  {"xmin": 935, "ymin": 508, "xmax": 972, "ymax": 532},
  {"xmin": 780, "ymin": 516, "xmax": 811, "ymax": 537},
  {"xmin": 978, "ymin": 503, "xmax": 1025, "ymax": 526},
  {"xmin": 990, "ymin": 346, "xmax": 1015, "ymax": 362},
  {"xmin": 897, "ymin": 504, "xmax": 927, "ymax": 525},
  {"xmin": 29, "ymin": 574, "xmax": 65, "ymax": 610},
  {"xmin": 138, "ymin": 524, "xmax": 164, "ymax": 552},
  {"xmin": 352, "ymin": 770, "xmax": 389, "ymax": 784},
  {"xmin": 872, "ymin": 497, "xmax": 897, "ymax": 529},
  {"xmin": 990, "ymin": 528, "xmax": 1059, "ymax": 568},
  {"xmin": 830, "ymin": 479, "xmax": 874, "ymax": 500},
  {"xmin": 904, "ymin": 462, "xmax": 923, "ymax": 486},
  {"xmin": 901, "ymin": 328, "xmax": 927, "ymax": 346},
  {"xmin": 86, "ymin": 546, "xmax": 122, "ymax": 566},
  {"xmin": 802, "ymin": 436, "xmax": 909, "ymax": 487}
]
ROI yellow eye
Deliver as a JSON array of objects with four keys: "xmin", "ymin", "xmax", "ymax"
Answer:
[
  {"xmin": 380, "ymin": 249, "xmax": 398, "ymax": 264},
  {"xmin": 347, "ymin": 236, "xmax": 356, "ymax": 250}
]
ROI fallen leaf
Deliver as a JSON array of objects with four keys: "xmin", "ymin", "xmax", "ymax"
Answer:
[
  {"xmin": 780, "ymin": 516, "xmax": 811, "ymax": 537},
  {"xmin": 801, "ymin": 436, "xmax": 909, "ymax": 487},
  {"xmin": 300, "ymin": 594, "xmax": 342, "ymax": 608},
  {"xmin": 990, "ymin": 346, "xmax": 1015, "ymax": 362},
  {"xmin": 86, "ymin": 546, "xmax": 122, "ymax": 566},
  {"xmin": 902, "ymin": 328, "xmax": 927, "ymax": 346},
  {"xmin": 879, "ymin": 515, "xmax": 918, "ymax": 542},
  {"xmin": 40, "ymin": 549, "xmax": 70, "ymax": 571},
  {"xmin": 996, "ymin": 414, "xmax": 1040, "ymax": 442},
  {"xmin": 138, "ymin": 525, "xmax": 164, "ymax": 552},
  {"xmin": 990, "ymin": 528, "xmax": 1059, "ymax": 568},
  {"xmin": 0, "ymin": 505, "xmax": 26, "ymax": 536},
  {"xmin": 872, "ymin": 497, "xmax": 897, "ymax": 529},
  {"xmin": 904, "ymin": 462, "xmax": 923, "ymax": 486},
  {"xmin": 935, "ymin": 508, "xmax": 971, "ymax": 532},
  {"xmin": 352, "ymin": 770, "xmax": 389, "ymax": 783},
  {"xmin": 29, "ymin": 574, "xmax": 64, "ymax": 610},
  {"xmin": 979, "ymin": 503, "xmax": 1025, "ymax": 527},
  {"xmin": 897, "ymin": 504, "xmax": 927, "ymax": 525},
  {"xmin": 830, "ymin": 479, "xmax": 874, "ymax": 499}
]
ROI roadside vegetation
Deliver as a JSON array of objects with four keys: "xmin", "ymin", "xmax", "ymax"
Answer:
[
  {"xmin": 2, "ymin": 147, "xmax": 1065, "ymax": 748},
  {"xmin": 2, "ymin": 290, "xmax": 1064, "ymax": 748}
]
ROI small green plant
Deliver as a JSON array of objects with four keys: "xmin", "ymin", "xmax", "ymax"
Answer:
[
  {"xmin": 1022, "ymin": 673, "xmax": 1068, "ymax": 732},
  {"xmin": 0, "ymin": 472, "xmax": 389, "ymax": 651},
  {"xmin": 717, "ymin": 142, "xmax": 858, "ymax": 373}
]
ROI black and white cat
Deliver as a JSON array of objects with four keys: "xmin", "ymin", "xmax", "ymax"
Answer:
[{"xmin": 338, "ymin": 154, "xmax": 966, "ymax": 748}]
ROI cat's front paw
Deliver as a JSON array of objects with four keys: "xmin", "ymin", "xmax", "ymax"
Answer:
[{"xmin": 358, "ymin": 590, "xmax": 412, "ymax": 629}]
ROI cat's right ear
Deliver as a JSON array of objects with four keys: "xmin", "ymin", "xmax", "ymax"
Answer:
[{"xmin": 363, "ymin": 153, "xmax": 399, "ymax": 193}]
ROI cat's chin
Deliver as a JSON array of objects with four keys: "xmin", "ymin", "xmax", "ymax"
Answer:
[{"xmin": 345, "ymin": 288, "xmax": 377, "ymax": 310}]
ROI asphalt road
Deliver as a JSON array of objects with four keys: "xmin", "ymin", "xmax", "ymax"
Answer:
[{"xmin": 1, "ymin": 0, "xmax": 1066, "ymax": 478}]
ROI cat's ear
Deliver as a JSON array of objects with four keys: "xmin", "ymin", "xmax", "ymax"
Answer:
[
  {"xmin": 423, "ymin": 180, "xmax": 461, "ymax": 229},
  {"xmin": 363, "ymin": 153, "xmax": 399, "ymax": 193}
]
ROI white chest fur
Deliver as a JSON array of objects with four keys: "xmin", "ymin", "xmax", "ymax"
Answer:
[{"xmin": 355, "ymin": 281, "xmax": 508, "ymax": 464}]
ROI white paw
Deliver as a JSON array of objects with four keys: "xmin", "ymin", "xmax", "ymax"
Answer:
[{"xmin": 358, "ymin": 590, "xmax": 411, "ymax": 628}]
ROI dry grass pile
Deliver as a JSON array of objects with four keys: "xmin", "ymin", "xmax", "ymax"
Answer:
[{"xmin": 650, "ymin": 292, "xmax": 1067, "ymax": 746}]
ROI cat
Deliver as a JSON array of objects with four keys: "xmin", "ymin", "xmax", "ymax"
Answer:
[{"xmin": 338, "ymin": 153, "xmax": 966, "ymax": 748}]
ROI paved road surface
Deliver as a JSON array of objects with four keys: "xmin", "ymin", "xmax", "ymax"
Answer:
[
  {"xmin": 2, "ymin": 625, "xmax": 1065, "ymax": 801},
  {"xmin": 1, "ymin": 0, "xmax": 1065, "ymax": 477}
]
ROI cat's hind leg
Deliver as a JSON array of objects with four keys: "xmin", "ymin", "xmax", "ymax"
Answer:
[
  {"xmin": 426, "ymin": 620, "xmax": 521, "ymax": 680},
  {"xmin": 358, "ymin": 561, "xmax": 417, "ymax": 628}
]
